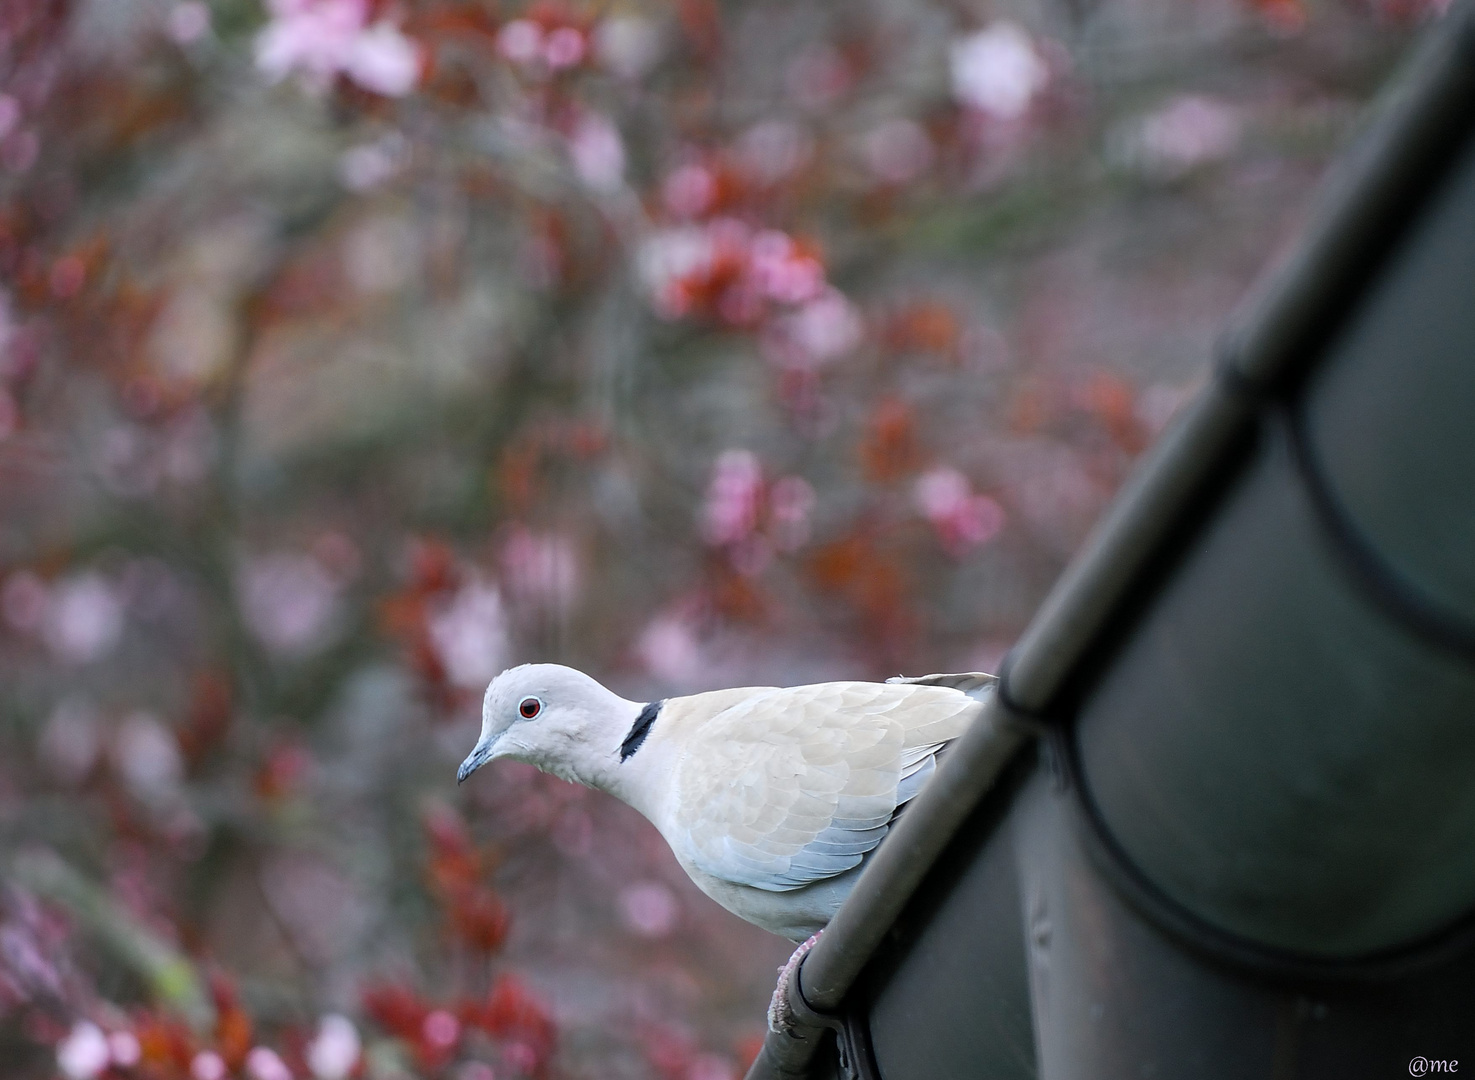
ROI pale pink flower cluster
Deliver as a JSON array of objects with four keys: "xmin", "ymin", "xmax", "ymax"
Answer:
[
  {"xmin": 56, "ymin": 1022, "xmax": 140, "ymax": 1079},
  {"xmin": 700, "ymin": 450, "xmax": 764, "ymax": 548},
  {"xmin": 422, "ymin": 1009, "xmax": 461, "ymax": 1049},
  {"xmin": 305, "ymin": 1015, "xmax": 361, "ymax": 1080},
  {"xmin": 569, "ymin": 113, "xmax": 626, "ymax": 191},
  {"xmin": 89, "ymin": 413, "xmax": 218, "ymax": 499},
  {"xmin": 498, "ymin": 18, "xmax": 587, "ymax": 70},
  {"xmin": 174, "ymin": 1032, "xmax": 307, "ymax": 1080},
  {"xmin": 113, "ymin": 711, "xmax": 185, "ymax": 802},
  {"xmin": 700, "ymin": 450, "xmax": 815, "ymax": 574},
  {"xmin": 2, "ymin": 569, "xmax": 126, "ymax": 665},
  {"xmin": 619, "ymin": 881, "xmax": 680, "ymax": 938},
  {"xmin": 427, "ymin": 575, "xmax": 509, "ymax": 690},
  {"xmin": 914, "ymin": 466, "xmax": 1006, "ymax": 556},
  {"xmin": 191, "ymin": 1051, "xmax": 226, "ymax": 1080},
  {"xmin": 639, "ymin": 219, "xmax": 861, "ymax": 369},
  {"xmin": 761, "ymin": 288, "xmax": 864, "ymax": 372},
  {"xmin": 949, "ymin": 22, "xmax": 1049, "ymax": 121},
  {"xmin": 35, "ymin": 698, "xmax": 187, "ymax": 801},
  {"xmin": 255, "ymin": 0, "xmax": 422, "ymax": 97},
  {"xmin": 637, "ymin": 613, "xmax": 705, "ymax": 684},
  {"xmin": 245, "ymin": 1046, "xmax": 293, "ymax": 1080},
  {"xmin": 239, "ymin": 551, "xmax": 343, "ymax": 656},
  {"xmin": 501, "ymin": 527, "xmax": 581, "ymax": 612},
  {"xmin": 1131, "ymin": 96, "xmax": 1243, "ymax": 179},
  {"xmin": 167, "ymin": 2, "xmax": 212, "ymax": 45}
]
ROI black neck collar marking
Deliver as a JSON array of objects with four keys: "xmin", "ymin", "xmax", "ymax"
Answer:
[{"xmin": 620, "ymin": 700, "xmax": 663, "ymax": 762}]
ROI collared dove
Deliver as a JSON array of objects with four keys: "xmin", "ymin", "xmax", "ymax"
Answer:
[{"xmin": 456, "ymin": 663, "xmax": 996, "ymax": 1027}]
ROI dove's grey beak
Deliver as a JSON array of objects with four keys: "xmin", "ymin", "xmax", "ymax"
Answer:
[{"xmin": 457, "ymin": 739, "xmax": 495, "ymax": 784}]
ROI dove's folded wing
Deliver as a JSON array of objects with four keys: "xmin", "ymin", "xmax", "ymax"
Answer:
[{"xmin": 669, "ymin": 680, "xmax": 984, "ymax": 892}]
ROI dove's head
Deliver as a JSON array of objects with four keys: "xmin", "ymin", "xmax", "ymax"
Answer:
[{"xmin": 456, "ymin": 663, "xmax": 642, "ymax": 788}]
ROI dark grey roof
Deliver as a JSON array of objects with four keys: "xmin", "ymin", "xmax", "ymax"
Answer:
[{"xmin": 747, "ymin": 5, "xmax": 1475, "ymax": 1077}]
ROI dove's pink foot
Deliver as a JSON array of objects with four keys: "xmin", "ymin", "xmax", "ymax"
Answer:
[{"xmin": 767, "ymin": 930, "xmax": 823, "ymax": 1034}]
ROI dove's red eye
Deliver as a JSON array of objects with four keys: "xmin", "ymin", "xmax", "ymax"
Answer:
[{"xmin": 519, "ymin": 697, "xmax": 542, "ymax": 719}]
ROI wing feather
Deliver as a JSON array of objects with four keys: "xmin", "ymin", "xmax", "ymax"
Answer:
[{"xmin": 668, "ymin": 678, "xmax": 987, "ymax": 892}]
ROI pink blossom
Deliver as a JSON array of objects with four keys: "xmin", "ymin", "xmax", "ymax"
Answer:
[
  {"xmin": 167, "ymin": 3, "xmax": 212, "ymax": 45},
  {"xmin": 763, "ymin": 289, "xmax": 862, "ymax": 369},
  {"xmin": 662, "ymin": 164, "xmax": 717, "ymax": 219},
  {"xmin": 914, "ymin": 467, "xmax": 1006, "ymax": 556},
  {"xmin": 56, "ymin": 1021, "xmax": 109, "ymax": 1080},
  {"xmin": 422, "ymin": 1009, "xmax": 460, "ymax": 1049},
  {"xmin": 543, "ymin": 27, "xmax": 586, "ymax": 69},
  {"xmin": 570, "ymin": 114, "xmax": 625, "ymax": 191},
  {"xmin": 112, "ymin": 711, "xmax": 184, "ymax": 799},
  {"xmin": 637, "ymin": 219, "xmax": 852, "ymax": 344},
  {"xmin": 255, "ymin": 0, "xmax": 367, "ymax": 89},
  {"xmin": 239, "ymin": 553, "xmax": 341, "ymax": 656},
  {"xmin": 619, "ymin": 881, "xmax": 679, "ymax": 938},
  {"xmin": 637, "ymin": 614, "xmax": 703, "ymax": 684},
  {"xmin": 191, "ymin": 1052, "xmax": 227, "ymax": 1080},
  {"xmin": 501, "ymin": 528, "xmax": 580, "ymax": 612},
  {"xmin": 748, "ymin": 232, "xmax": 823, "ymax": 304},
  {"xmin": 300, "ymin": 1015, "xmax": 355, "ymax": 1074},
  {"xmin": 497, "ymin": 19, "xmax": 543, "ymax": 64},
  {"xmin": 1130, "ymin": 96, "xmax": 1242, "ymax": 178},
  {"xmin": 344, "ymin": 22, "xmax": 421, "ymax": 96},
  {"xmin": 949, "ymin": 23, "xmax": 1049, "ymax": 120},
  {"xmin": 245, "ymin": 1047, "xmax": 293, "ymax": 1080},
  {"xmin": 700, "ymin": 450, "xmax": 764, "ymax": 547},
  {"xmin": 426, "ymin": 576, "xmax": 509, "ymax": 690},
  {"xmin": 107, "ymin": 1031, "xmax": 141, "ymax": 1067},
  {"xmin": 637, "ymin": 226, "xmax": 715, "ymax": 318},
  {"xmin": 502, "ymin": 1041, "xmax": 539, "ymax": 1075},
  {"xmin": 255, "ymin": 0, "xmax": 420, "ymax": 97},
  {"xmin": 768, "ymin": 476, "xmax": 815, "ymax": 551},
  {"xmin": 42, "ymin": 573, "xmax": 125, "ymax": 664}
]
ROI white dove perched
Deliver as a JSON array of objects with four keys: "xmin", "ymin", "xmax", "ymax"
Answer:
[{"xmin": 456, "ymin": 663, "xmax": 995, "ymax": 1023}]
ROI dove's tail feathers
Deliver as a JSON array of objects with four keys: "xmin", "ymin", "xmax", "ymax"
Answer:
[{"xmin": 886, "ymin": 670, "xmax": 998, "ymax": 701}]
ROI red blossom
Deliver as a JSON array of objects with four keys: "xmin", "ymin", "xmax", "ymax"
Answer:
[
  {"xmin": 363, "ymin": 984, "xmax": 429, "ymax": 1044},
  {"xmin": 473, "ymin": 975, "xmax": 556, "ymax": 1077},
  {"xmin": 252, "ymin": 741, "xmax": 313, "ymax": 804},
  {"xmin": 209, "ymin": 972, "xmax": 254, "ymax": 1068}
]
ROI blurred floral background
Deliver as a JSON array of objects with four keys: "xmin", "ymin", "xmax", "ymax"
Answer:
[{"xmin": 0, "ymin": 0, "xmax": 1450, "ymax": 1076}]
